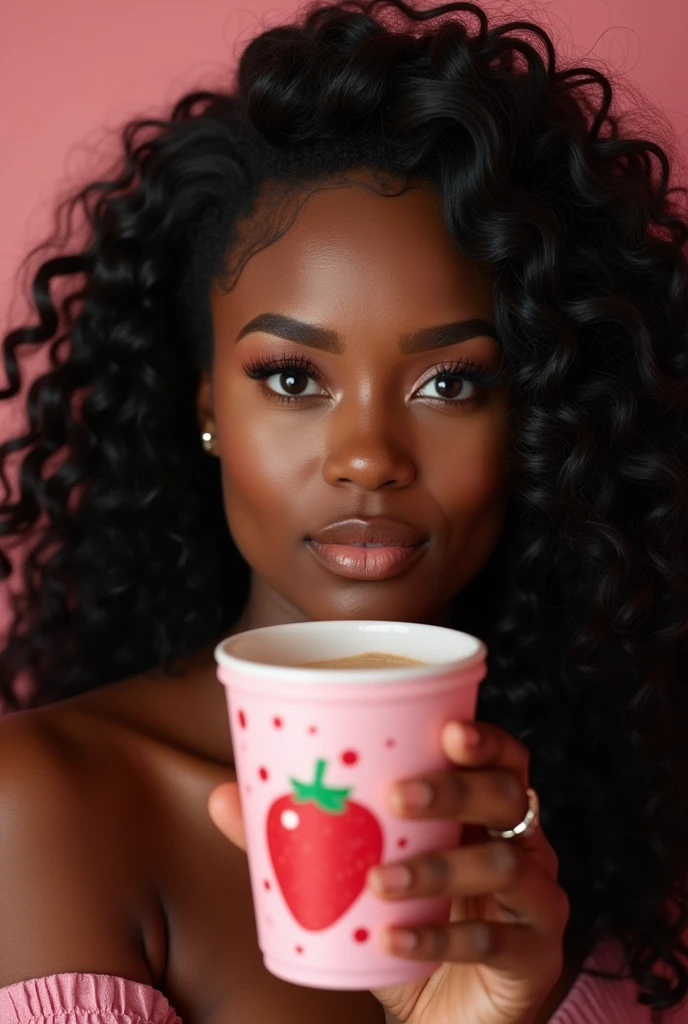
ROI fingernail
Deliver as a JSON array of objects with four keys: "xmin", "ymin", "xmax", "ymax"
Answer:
[
  {"xmin": 391, "ymin": 781, "xmax": 433, "ymax": 812},
  {"xmin": 370, "ymin": 863, "xmax": 412, "ymax": 894},
  {"xmin": 386, "ymin": 928, "xmax": 419, "ymax": 953},
  {"xmin": 447, "ymin": 721, "xmax": 481, "ymax": 749}
]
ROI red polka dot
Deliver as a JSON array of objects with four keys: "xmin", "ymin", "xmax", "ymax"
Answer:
[
  {"xmin": 397, "ymin": 837, "xmax": 408, "ymax": 849},
  {"xmin": 238, "ymin": 710, "xmax": 247, "ymax": 729},
  {"xmin": 295, "ymin": 945, "xmax": 304, "ymax": 954},
  {"xmin": 354, "ymin": 928, "xmax": 369, "ymax": 943},
  {"xmin": 273, "ymin": 716, "xmax": 283, "ymax": 729},
  {"xmin": 307, "ymin": 725, "xmax": 318, "ymax": 735},
  {"xmin": 385, "ymin": 738, "xmax": 396, "ymax": 748},
  {"xmin": 263, "ymin": 879, "xmax": 271, "ymax": 890},
  {"xmin": 341, "ymin": 749, "xmax": 359, "ymax": 766},
  {"xmin": 258, "ymin": 766, "xmax": 269, "ymax": 781}
]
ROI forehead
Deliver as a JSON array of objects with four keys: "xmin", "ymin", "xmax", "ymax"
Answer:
[{"xmin": 211, "ymin": 175, "xmax": 493, "ymax": 318}]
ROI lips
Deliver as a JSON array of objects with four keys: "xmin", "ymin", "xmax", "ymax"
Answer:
[
  {"xmin": 305, "ymin": 517, "xmax": 428, "ymax": 581},
  {"xmin": 309, "ymin": 517, "xmax": 426, "ymax": 547}
]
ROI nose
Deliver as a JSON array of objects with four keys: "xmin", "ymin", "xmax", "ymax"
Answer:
[{"xmin": 321, "ymin": 410, "xmax": 417, "ymax": 491}]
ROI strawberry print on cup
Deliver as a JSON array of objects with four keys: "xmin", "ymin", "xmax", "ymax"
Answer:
[{"xmin": 268, "ymin": 758, "xmax": 384, "ymax": 930}]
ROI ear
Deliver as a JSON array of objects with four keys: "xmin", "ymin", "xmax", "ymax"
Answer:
[{"xmin": 196, "ymin": 370, "xmax": 216, "ymax": 435}]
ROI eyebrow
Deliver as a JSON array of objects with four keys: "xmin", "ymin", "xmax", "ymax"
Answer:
[{"xmin": 235, "ymin": 312, "xmax": 500, "ymax": 354}]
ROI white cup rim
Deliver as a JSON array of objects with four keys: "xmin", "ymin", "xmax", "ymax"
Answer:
[{"xmin": 214, "ymin": 620, "xmax": 486, "ymax": 685}]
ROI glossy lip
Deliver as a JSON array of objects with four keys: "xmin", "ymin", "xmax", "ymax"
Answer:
[
  {"xmin": 306, "ymin": 541, "xmax": 426, "ymax": 581},
  {"xmin": 308, "ymin": 517, "xmax": 427, "ymax": 547},
  {"xmin": 305, "ymin": 517, "xmax": 428, "ymax": 581}
]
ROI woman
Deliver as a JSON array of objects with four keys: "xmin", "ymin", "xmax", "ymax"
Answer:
[{"xmin": 0, "ymin": 1, "xmax": 687, "ymax": 1021}]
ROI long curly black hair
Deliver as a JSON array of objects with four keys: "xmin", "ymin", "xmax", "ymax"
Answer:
[{"xmin": 2, "ymin": 0, "xmax": 688, "ymax": 1015}]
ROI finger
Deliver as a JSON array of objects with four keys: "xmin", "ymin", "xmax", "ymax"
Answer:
[
  {"xmin": 441, "ymin": 720, "xmax": 531, "ymax": 787},
  {"xmin": 388, "ymin": 766, "xmax": 559, "ymax": 879},
  {"xmin": 207, "ymin": 781, "xmax": 247, "ymax": 851},
  {"xmin": 438, "ymin": 724, "xmax": 561, "ymax": 873},
  {"xmin": 388, "ymin": 766, "xmax": 528, "ymax": 835},
  {"xmin": 380, "ymin": 918, "xmax": 564, "ymax": 991},
  {"xmin": 368, "ymin": 841, "xmax": 569, "ymax": 935}
]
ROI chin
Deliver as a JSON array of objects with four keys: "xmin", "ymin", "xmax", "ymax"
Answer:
[{"xmin": 297, "ymin": 587, "xmax": 449, "ymax": 625}]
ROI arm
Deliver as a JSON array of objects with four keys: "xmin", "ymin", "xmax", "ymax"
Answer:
[{"xmin": 0, "ymin": 712, "xmax": 152, "ymax": 989}]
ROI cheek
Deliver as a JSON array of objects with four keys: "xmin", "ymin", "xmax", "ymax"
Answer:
[
  {"xmin": 215, "ymin": 400, "xmax": 319, "ymax": 531},
  {"xmin": 438, "ymin": 423, "xmax": 508, "ymax": 586},
  {"xmin": 456, "ymin": 446, "xmax": 505, "ymax": 511},
  {"xmin": 439, "ymin": 410, "xmax": 508, "ymax": 516}
]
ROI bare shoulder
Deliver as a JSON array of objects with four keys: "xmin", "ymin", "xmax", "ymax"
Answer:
[{"xmin": 0, "ymin": 702, "xmax": 159, "ymax": 989}]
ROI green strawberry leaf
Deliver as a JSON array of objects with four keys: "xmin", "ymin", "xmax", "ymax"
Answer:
[{"xmin": 289, "ymin": 758, "xmax": 352, "ymax": 814}]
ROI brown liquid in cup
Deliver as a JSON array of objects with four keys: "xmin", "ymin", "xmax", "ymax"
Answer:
[{"xmin": 298, "ymin": 651, "xmax": 428, "ymax": 670}]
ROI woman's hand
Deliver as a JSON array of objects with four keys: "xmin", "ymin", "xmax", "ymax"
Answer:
[{"xmin": 208, "ymin": 720, "xmax": 569, "ymax": 1024}]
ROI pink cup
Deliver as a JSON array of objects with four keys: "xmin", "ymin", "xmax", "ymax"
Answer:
[{"xmin": 214, "ymin": 620, "xmax": 487, "ymax": 991}]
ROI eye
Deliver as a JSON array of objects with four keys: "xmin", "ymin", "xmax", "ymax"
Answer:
[
  {"xmin": 415, "ymin": 371, "xmax": 479, "ymax": 403},
  {"xmin": 242, "ymin": 353, "xmax": 328, "ymax": 403},
  {"xmin": 264, "ymin": 370, "xmax": 326, "ymax": 398}
]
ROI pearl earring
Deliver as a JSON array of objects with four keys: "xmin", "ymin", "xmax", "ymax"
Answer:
[{"xmin": 201, "ymin": 430, "xmax": 215, "ymax": 454}]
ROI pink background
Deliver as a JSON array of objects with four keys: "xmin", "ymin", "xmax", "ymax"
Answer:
[{"xmin": 1, "ymin": 0, "xmax": 687, "ymax": 642}]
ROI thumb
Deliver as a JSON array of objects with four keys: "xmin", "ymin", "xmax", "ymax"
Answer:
[{"xmin": 208, "ymin": 780, "xmax": 247, "ymax": 852}]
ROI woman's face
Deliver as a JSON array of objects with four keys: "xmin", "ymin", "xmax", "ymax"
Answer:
[{"xmin": 197, "ymin": 175, "xmax": 510, "ymax": 626}]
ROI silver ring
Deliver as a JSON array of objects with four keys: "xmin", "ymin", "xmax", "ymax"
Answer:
[{"xmin": 486, "ymin": 787, "xmax": 540, "ymax": 841}]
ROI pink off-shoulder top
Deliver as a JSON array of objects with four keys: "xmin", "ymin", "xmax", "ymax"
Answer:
[{"xmin": 1, "ymin": 938, "xmax": 687, "ymax": 1024}]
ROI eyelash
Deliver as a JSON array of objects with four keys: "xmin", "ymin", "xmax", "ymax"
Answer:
[{"xmin": 242, "ymin": 351, "xmax": 502, "ymax": 406}]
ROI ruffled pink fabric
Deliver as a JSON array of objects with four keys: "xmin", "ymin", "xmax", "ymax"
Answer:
[
  {"xmin": 549, "ymin": 937, "xmax": 688, "ymax": 1023},
  {"xmin": 0, "ymin": 974, "xmax": 180, "ymax": 1024},
  {"xmin": 1, "ymin": 944, "xmax": 687, "ymax": 1023}
]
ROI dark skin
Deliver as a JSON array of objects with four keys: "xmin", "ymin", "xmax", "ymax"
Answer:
[
  {"xmin": 199, "ymin": 175, "xmax": 510, "ymax": 631},
  {"xmin": 0, "ymin": 172, "xmax": 579, "ymax": 1024}
]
